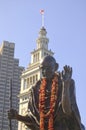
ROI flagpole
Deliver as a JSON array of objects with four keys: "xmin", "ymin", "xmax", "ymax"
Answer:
[
  {"xmin": 40, "ymin": 10, "xmax": 44, "ymax": 27},
  {"xmin": 42, "ymin": 12, "xmax": 44, "ymax": 27},
  {"xmin": 9, "ymin": 78, "xmax": 12, "ymax": 130}
]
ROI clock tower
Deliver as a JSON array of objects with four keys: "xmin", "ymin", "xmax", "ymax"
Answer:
[{"xmin": 18, "ymin": 25, "xmax": 54, "ymax": 130}]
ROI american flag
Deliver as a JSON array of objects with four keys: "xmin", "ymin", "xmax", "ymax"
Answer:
[{"xmin": 40, "ymin": 9, "xmax": 44, "ymax": 15}]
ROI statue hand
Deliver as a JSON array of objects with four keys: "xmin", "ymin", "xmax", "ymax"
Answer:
[
  {"xmin": 8, "ymin": 109, "xmax": 18, "ymax": 119},
  {"xmin": 61, "ymin": 65, "xmax": 72, "ymax": 81}
]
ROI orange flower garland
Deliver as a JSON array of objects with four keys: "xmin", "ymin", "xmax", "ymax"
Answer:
[{"xmin": 39, "ymin": 74, "xmax": 58, "ymax": 130}]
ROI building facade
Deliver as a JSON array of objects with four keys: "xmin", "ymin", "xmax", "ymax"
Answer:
[
  {"xmin": 18, "ymin": 27, "xmax": 54, "ymax": 130},
  {"xmin": 0, "ymin": 41, "xmax": 24, "ymax": 130}
]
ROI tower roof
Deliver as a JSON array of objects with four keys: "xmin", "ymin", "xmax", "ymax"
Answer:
[{"xmin": 39, "ymin": 26, "xmax": 47, "ymax": 37}]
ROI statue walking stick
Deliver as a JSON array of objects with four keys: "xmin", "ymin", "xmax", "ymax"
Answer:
[{"xmin": 9, "ymin": 78, "xmax": 12, "ymax": 130}]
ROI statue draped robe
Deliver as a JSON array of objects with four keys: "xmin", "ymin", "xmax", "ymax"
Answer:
[{"xmin": 23, "ymin": 76, "xmax": 82, "ymax": 130}]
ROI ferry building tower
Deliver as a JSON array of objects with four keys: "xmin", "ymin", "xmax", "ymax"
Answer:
[{"xmin": 18, "ymin": 26, "xmax": 54, "ymax": 130}]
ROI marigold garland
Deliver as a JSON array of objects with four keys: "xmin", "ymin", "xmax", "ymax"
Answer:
[{"xmin": 39, "ymin": 74, "xmax": 58, "ymax": 130}]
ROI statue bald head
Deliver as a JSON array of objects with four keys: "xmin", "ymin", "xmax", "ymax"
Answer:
[
  {"xmin": 40, "ymin": 55, "xmax": 59, "ymax": 79},
  {"xmin": 42, "ymin": 55, "xmax": 56, "ymax": 64}
]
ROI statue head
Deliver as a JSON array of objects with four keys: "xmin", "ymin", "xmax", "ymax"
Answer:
[{"xmin": 40, "ymin": 55, "xmax": 59, "ymax": 79}]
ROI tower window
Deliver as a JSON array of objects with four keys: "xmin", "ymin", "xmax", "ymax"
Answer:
[
  {"xmin": 38, "ymin": 53, "xmax": 39, "ymax": 60},
  {"xmin": 44, "ymin": 52, "xmax": 46, "ymax": 56},
  {"xmin": 30, "ymin": 77, "xmax": 32, "ymax": 85},
  {"xmin": 36, "ymin": 74, "xmax": 38, "ymax": 81},
  {"xmin": 27, "ymin": 78, "xmax": 29, "ymax": 88},
  {"xmin": 44, "ymin": 52, "xmax": 48, "ymax": 56},
  {"xmin": 23, "ymin": 79, "xmax": 27, "ymax": 90},
  {"xmin": 33, "ymin": 76, "xmax": 35, "ymax": 84},
  {"xmin": 33, "ymin": 54, "xmax": 36, "ymax": 62}
]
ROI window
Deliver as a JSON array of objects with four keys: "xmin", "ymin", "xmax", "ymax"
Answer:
[
  {"xmin": 27, "ymin": 78, "xmax": 29, "ymax": 87},
  {"xmin": 23, "ymin": 79, "xmax": 27, "ymax": 90},
  {"xmin": 36, "ymin": 74, "xmax": 38, "ymax": 81},
  {"xmin": 30, "ymin": 77, "xmax": 32, "ymax": 85},
  {"xmin": 33, "ymin": 76, "xmax": 35, "ymax": 84}
]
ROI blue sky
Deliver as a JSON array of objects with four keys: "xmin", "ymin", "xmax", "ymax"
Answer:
[{"xmin": 0, "ymin": 0, "xmax": 86, "ymax": 126}]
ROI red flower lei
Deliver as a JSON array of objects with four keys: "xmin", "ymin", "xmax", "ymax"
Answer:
[{"xmin": 39, "ymin": 74, "xmax": 58, "ymax": 130}]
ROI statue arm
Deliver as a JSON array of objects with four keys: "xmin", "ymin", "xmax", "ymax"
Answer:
[
  {"xmin": 8, "ymin": 106, "xmax": 39, "ymax": 129},
  {"xmin": 70, "ymin": 80, "xmax": 81, "ymax": 122},
  {"xmin": 62, "ymin": 78, "xmax": 81, "ymax": 121},
  {"xmin": 15, "ymin": 114, "xmax": 32, "ymax": 123},
  {"xmin": 61, "ymin": 65, "xmax": 73, "ymax": 115},
  {"xmin": 61, "ymin": 65, "xmax": 81, "ymax": 121},
  {"xmin": 62, "ymin": 79, "xmax": 72, "ymax": 115},
  {"xmin": 62, "ymin": 79, "xmax": 82, "ymax": 130},
  {"xmin": 16, "ymin": 113, "xmax": 39, "ymax": 129},
  {"xmin": 8, "ymin": 109, "xmax": 32, "ymax": 123},
  {"xmin": 8, "ymin": 87, "xmax": 39, "ymax": 129}
]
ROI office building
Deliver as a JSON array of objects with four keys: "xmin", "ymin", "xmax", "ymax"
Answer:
[{"xmin": 0, "ymin": 41, "xmax": 24, "ymax": 130}]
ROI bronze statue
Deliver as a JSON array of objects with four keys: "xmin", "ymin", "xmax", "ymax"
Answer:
[{"xmin": 8, "ymin": 55, "xmax": 85, "ymax": 130}]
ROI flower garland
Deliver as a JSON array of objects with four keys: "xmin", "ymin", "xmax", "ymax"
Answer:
[{"xmin": 39, "ymin": 74, "xmax": 58, "ymax": 130}]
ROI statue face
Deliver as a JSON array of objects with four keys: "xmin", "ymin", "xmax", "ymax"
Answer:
[{"xmin": 40, "ymin": 60, "xmax": 56, "ymax": 79}]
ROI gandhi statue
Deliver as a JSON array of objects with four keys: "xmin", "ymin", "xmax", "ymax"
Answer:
[{"xmin": 8, "ymin": 55, "xmax": 85, "ymax": 130}]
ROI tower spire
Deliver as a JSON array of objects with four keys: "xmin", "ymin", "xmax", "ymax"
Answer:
[{"xmin": 40, "ymin": 9, "xmax": 44, "ymax": 27}]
